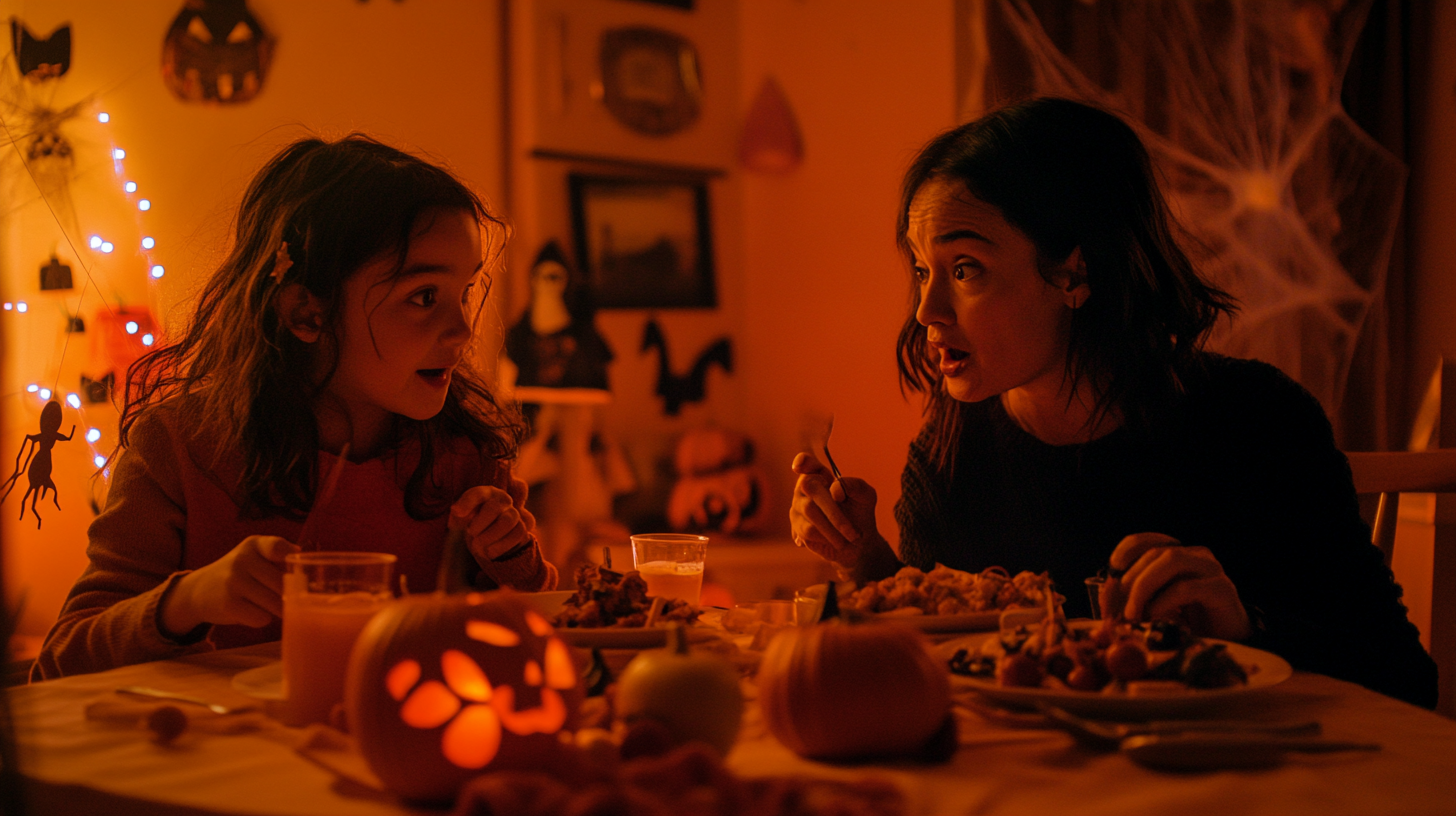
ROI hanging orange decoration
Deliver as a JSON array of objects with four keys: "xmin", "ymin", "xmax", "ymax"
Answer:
[
  {"xmin": 345, "ymin": 591, "xmax": 583, "ymax": 803},
  {"xmin": 739, "ymin": 76, "xmax": 804, "ymax": 174}
]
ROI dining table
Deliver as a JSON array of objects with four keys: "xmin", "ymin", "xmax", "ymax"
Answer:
[{"xmin": 7, "ymin": 631, "xmax": 1456, "ymax": 816}]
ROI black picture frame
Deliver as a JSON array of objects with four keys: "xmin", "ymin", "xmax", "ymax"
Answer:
[{"xmin": 568, "ymin": 173, "xmax": 716, "ymax": 309}]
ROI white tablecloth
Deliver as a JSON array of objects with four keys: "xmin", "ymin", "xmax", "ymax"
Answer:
[{"xmin": 9, "ymin": 642, "xmax": 1456, "ymax": 816}]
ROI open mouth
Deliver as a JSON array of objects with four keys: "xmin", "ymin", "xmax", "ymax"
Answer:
[
  {"xmin": 417, "ymin": 368, "xmax": 450, "ymax": 386},
  {"xmin": 937, "ymin": 346, "xmax": 970, "ymax": 375}
]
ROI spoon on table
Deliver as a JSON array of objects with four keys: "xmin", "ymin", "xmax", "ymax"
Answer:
[
  {"xmin": 1122, "ymin": 732, "xmax": 1380, "ymax": 771},
  {"xmin": 116, "ymin": 686, "xmax": 256, "ymax": 716},
  {"xmin": 1037, "ymin": 704, "xmax": 1322, "ymax": 750}
]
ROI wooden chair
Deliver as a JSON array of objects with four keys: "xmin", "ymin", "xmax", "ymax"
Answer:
[
  {"xmin": 1343, "ymin": 358, "xmax": 1456, "ymax": 716},
  {"xmin": 1344, "ymin": 449, "xmax": 1456, "ymax": 565}
]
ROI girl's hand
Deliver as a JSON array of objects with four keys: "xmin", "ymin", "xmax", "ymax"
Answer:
[
  {"xmin": 160, "ymin": 536, "xmax": 298, "ymax": 636},
  {"xmin": 1100, "ymin": 532, "xmax": 1250, "ymax": 641},
  {"xmin": 451, "ymin": 476, "xmax": 537, "ymax": 563},
  {"xmin": 790, "ymin": 452, "xmax": 898, "ymax": 582}
]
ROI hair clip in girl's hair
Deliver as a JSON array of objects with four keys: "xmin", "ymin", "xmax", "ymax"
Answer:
[{"xmin": 271, "ymin": 241, "xmax": 293, "ymax": 284}]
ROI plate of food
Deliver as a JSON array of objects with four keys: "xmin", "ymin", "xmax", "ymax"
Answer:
[
  {"xmin": 830, "ymin": 565, "xmax": 1059, "ymax": 634},
  {"xmin": 941, "ymin": 619, "xmax": 1292, "ymax": 718},
  {"xmin": 548, "ymin": 564, "xmax": 717, "ymax": 649}
]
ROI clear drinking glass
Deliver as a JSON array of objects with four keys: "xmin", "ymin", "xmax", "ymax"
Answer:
[
  {"xmin": 281, "ymin": 552, "xmax": 396, "ymax": 726},
  {"xmin": 1085, "ymin": 575, "xmax": 1108, "ymax": 621},
  {"xmin": 630, "ymin": 533, "xmax": 708, "ymax": 606}
]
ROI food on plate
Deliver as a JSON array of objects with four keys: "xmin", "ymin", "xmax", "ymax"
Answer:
[
  {"xmin": 948, "ymin": 617, "xmax": 1249, "ymax": 694},
  {"xmin": 552, "ymin": 564, "xmax": 701, "ymax": 629},
  {"xmin": 845, "ymin": 565, "xmax": 1060, "ymax": 617}
]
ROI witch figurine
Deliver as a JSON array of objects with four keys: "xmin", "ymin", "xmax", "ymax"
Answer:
[
  {"xmin": 504, "ymin": 241, "xmax": 613, "ymax": 393},
  {"xmin": 502, "ymin": 242, "xmax": 632, "ymax": 578},
  {"xmin": 1, "ymin": 400, "xmax": 76, "ymax": 528}
]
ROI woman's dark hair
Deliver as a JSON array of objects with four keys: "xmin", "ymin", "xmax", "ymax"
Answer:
[
  {"xmin": 120, "ymin": 133, "xmax": 524, "ymax": 518},
  {"xmin": 895, "ymin": 97, "xmax": 1236, "ymax": 472}
]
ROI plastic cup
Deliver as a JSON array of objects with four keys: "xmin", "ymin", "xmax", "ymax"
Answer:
[
  {"xmin": 630, "ymin": 533, "xmax": 708, "ymax": 606},
  {"xmin": 281, "ymin": 552, "xmax": 395, "ymax": 726},
  {"xmin": 1085, "ymin": 575, "xmax": 1108, "ymax": 620}
]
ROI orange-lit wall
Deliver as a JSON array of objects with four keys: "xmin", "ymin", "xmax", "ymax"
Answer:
[
  {"xmin": 735, "ymin": 0, "xmax": 954, "ymax": 548},
  {"xmin": 1, "ymin": 0, "xmax": 505, "ymax": 639}
]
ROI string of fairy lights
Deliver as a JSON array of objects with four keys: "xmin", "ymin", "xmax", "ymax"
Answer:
[{"xmin": 3, "ymin": 107, "xmax": 164, "ymax": 477}]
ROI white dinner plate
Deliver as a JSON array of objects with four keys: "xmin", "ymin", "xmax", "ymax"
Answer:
[
  {"xmin": 231, "ymin": 661, "xmax": 284, "ymax": 701},
  {"xmin": 520, "ymin": 590, "xmax": 574, "ymax": 618},
  {"xmin": 939, "ymin": 631, "xmax": 1293, "ymax": 719},
  {"xmin": 870, "ymin": 607, "xmax": 1046, "ymax": 634},
  {"xmin": 553, "ymin": 625, "xmax": 722, "ymax": 650}
]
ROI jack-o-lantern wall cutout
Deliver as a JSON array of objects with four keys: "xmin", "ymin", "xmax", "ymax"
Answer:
[
  {"xmin": 161, "ymin": 0, "xmax": 273, "ymax": 104},
  {"xmin": 346, "ymin": 592, "xmax": 583, "ymax": 803}
]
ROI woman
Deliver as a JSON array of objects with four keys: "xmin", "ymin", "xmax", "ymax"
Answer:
[{"xmin": 791, "ymin": 98, "xmax": 1436, "ymax": 707}]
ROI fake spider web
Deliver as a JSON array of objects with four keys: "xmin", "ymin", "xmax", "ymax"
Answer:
[{"xmin": 975, "ymin": 0, "xmax": 1400, "ymax": 422}]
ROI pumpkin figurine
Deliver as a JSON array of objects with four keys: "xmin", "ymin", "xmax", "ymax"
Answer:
[
  {"xmin": 345, "ymin": 591, "xmax": 584, "ymax": 803},
  {"xmin": 755, "ymin": 583, "xmax": 955, "ymax": 762},
  {"xmin": 614, "ymin": 624, "xmax": 744, "ymax": 756}
]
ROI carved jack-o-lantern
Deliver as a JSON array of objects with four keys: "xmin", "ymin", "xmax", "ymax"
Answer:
[
  {"xmin": 161, "ymin": 0, "xmax": 273, "ymax": 104},
  {"xmin": 346, "ymin": 592, "xmax": 583, "ymax": 803}
]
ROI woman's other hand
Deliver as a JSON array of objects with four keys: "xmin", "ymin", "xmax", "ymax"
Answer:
[
  {"xmin": 160, "ymin": 535, "xmax": 298, "ymax": 636},
  {"xmin": 790, "ymin": 452, "xmax": 899, "ymax": 582},
  {"xmin": 1101, "ymin": 532, "xmax": 1250, "ymax": 641},
  {"xmin": 451, "ymin": 477, "xmax": 537, "ymax": 563}
]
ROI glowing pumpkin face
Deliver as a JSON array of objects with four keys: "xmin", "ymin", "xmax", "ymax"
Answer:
[
  {"xmin": 346, "ymin": 592, "xmax": 582, "ymax": 803},
  {"xmin": 161, "ymin": 0, "xmax": 273, "ymax": 104}
]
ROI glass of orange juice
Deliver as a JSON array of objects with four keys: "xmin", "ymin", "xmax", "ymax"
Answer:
[
  {"xmin": 630, "ymin": 533, "xmax": 708, "ymax": 606},
  {"xmin": 281, "ymin": 552, "xmax": 396, "ymax": 726}
]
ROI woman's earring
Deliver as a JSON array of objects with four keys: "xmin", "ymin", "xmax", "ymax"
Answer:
[{"xmin": 271, "ymin": 241, "xmax": 293, "ymax": 283}]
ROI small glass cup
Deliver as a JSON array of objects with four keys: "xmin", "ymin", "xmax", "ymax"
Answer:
[
  {"xmin": 630, "ymin": 533, "xmax": 708, "ymax": 606},
  {"xmin": 281, "ymin": 552, "xmax": 396, "ymax": 726},
  {"xmin": 1085, "ymin": 575, "xmax": 1108, "ymax": 621}
]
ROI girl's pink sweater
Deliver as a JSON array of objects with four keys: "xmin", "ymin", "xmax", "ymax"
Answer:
[{"xmin": 33, "ymin": 405, "xmax": 556, "ymax": 681}]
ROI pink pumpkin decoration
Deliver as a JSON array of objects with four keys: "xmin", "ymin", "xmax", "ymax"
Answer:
[{"xmin": 345, "ymin": 592, "xmax": 583, "ymax": 803}]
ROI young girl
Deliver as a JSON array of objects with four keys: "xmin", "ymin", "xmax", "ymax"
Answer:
[{"xmin": 34, "ymin": 135, "xmax": 555, "ymax": 680}]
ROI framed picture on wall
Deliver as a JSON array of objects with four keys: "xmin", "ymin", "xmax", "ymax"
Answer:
[{"xmin": 568, "ymin": 173, "xmax": 716, "ymax": 309}]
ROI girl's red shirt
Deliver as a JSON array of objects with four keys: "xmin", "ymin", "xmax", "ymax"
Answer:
[{"xmin": 33, "ymin": 403, "xmax": 556, "ymax": 681}]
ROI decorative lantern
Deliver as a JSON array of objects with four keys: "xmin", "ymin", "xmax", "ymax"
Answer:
[{"xmin": 345, "ymin": 592, "xmax": 583, "ymax": 803}]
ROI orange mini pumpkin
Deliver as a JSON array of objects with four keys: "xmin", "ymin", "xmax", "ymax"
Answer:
[
  {"xmin": 345, "ymin": 591, "xmax": 583, "ymax": 803},
  {"xmin": 755, "ymin": 588, "xmax": 951, "ymax": 761}
]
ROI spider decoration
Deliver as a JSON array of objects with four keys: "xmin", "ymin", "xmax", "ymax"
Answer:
[
  {"xmin": 2, "ymin": 18, "xmax": 88, "ymax": 242},
  {"xmin": 1, "ymin": 401, "xmax": 77, "ymax": 529}
]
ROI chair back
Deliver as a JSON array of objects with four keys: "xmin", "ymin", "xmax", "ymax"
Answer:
[{"xmin": 1344, "ymin": 358, "xmax": 1456, "ymax": 717}]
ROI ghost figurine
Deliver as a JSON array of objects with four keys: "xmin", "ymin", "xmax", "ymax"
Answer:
[
  {"xmin": 504, "ymin": 241, "xmax": 613, "ymax": 392},
  {"xmin": 502, "ymin": 242, "xmax": 631, "ymax": 576}
]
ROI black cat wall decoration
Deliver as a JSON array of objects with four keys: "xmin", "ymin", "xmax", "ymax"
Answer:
[
  {"xmin": 161, "ymin": 0, "xmax": 273, "ymax": 104},
  {"xmin": 640, "ymin": 319, "xmax": 732, "ymax": 416},
  {"xmin": 10, "ymin": 20, "xmax": 71, "ymax": 81}
]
